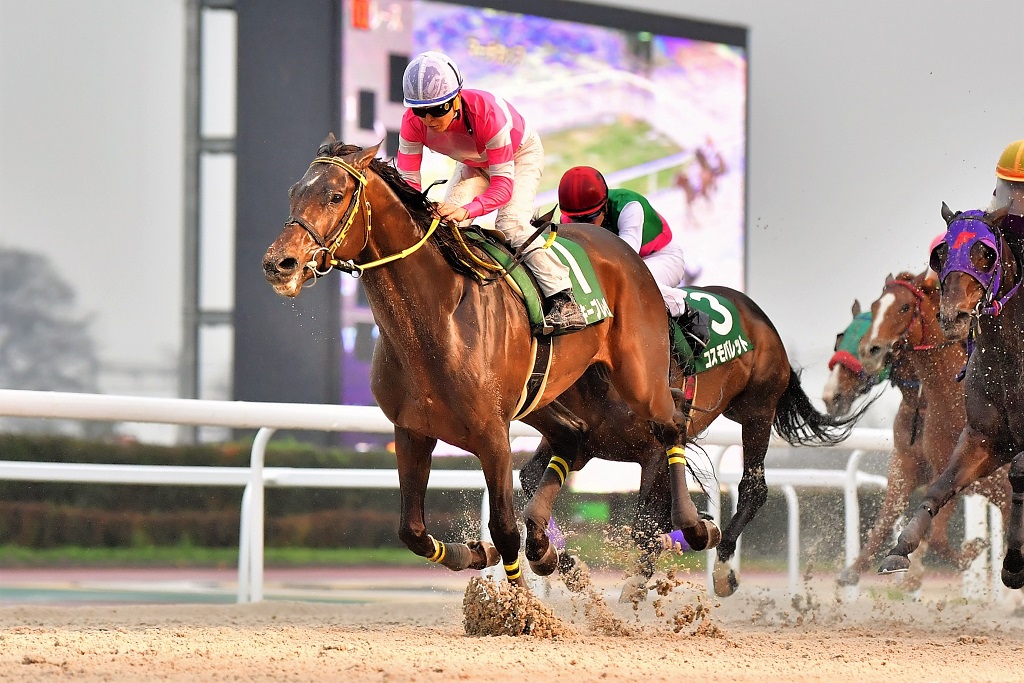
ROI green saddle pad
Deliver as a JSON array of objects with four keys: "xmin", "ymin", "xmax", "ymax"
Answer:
[
  {"xmin": 470, "ymin": 232, "xmax": 612, "ymax": 331},
  {"xmin": 673, "ymin": 288, "xmax": 754, "ymax": 374}
]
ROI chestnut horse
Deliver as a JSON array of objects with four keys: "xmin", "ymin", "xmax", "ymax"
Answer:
[
  {"xmin": 262, "ymin": 139, "xmax": 717, "ymax": 590},
  {"xmin": 521, "ymin": 286, "xmax": 861, "ymax": 599},
  {"xmin": 829, "ymin": 281, "xmax": 1008, "ymax": 588},
  {"xmin": 879, "ymin": 205, "xmax": 1024, "ymax": 588},
  {"xmin": 861, "ymin": 269, "xmax": 1010, "ymax": 582}
]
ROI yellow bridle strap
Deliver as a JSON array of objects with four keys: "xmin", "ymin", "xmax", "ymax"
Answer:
[
  {"xmin": 542, "ymin": 231, "xmax": 557, "ymax": 248},
  {"xmin": 427, "ymin": 535, "xmax": 446, "ymax": 564},
  {"xmin": 504, "ymin": 558, "xmax": 522, "ymax": 580},
  {"xmin": 666, "ymin": 446, "xmax": 687, "ymax": 467},
  {"xmin": 311, "ymin": 156, "xmax": 367, "ymax": 184},
  {"xmin": 546, "ymin": 455, "xmax": 570, "ymax": 486},
  {"xmin": 338, "ymin": 217, "xmax": 440, "ymax": 272},
  {"xmin": 305, "ymin": 157, "xmax": 371, "ymax": 266}
]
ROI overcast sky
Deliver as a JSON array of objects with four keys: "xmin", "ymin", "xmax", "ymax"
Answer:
[{"xmin": 2, "ymin": 0, "xmax": 1023, "ymax": 423}]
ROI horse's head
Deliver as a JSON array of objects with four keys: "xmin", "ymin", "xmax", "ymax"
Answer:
[
  {"xmin": 823, "ymin": 299, "xmax": 883, "ymax": 417},
  {"xmin": 263, "ymin": 137, "xmax": 381, "ymax": 297},
  {"xmin": 931, "ymin": 202, "xmax": 1012, "ymax": 340},
  {"xmin": 858, "ymin": 271, "xmax": 932, "ymax": 377}
]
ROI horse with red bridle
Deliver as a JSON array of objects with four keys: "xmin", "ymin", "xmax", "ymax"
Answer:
[
  {"xmin": 262, "ymin": 138, "xmax": 719, "ymax": 591},
  {"xmin": 879, "ymin": 204, "xmax": 1022, "ymax": 586},
  {"xmin": 843, "ymin": 270, "xmax": 1010, "ymax": 586}
]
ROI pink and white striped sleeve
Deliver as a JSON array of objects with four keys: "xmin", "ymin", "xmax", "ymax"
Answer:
[
  {"xmin": 462, "ymin": 98, "xmax": 517, "ymax": 218},
  {"xmin": 396, "ymin": 111, "xmax": 425, "ymax": 191}
]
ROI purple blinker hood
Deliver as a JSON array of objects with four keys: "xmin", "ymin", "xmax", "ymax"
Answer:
[
  {"xmin": 936, "ymin": 209, "xmax": 1021, "ymax": 316},
  {"xmin": 937, "ymin": 210, "xmax": 1001, "ymax": 292}
]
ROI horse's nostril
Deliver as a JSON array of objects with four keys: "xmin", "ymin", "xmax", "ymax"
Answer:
[
  {"xmin": 278, "ymin": 257, "xmax": 299, "ymax": 272},
  {"xmin": 869, "ymin": 345, "xmax": 881, "ymax": 357}
]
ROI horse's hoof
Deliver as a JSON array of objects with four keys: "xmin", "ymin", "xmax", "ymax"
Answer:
[
  {"xmin": 466, "ymin": 541, "xmax": 501, "ymax": 570},
  {"xmin": 1002, "ymin": 569, "xmax": 1024, "ymax": 590},
  {"xmin": 618, "ymin": 575, "xmax": 649, "ymax": 604},
  {"xmin": 836, "ymin": 567, "xmax": 861, "ymax": 587},
  {"xmin": 877, "ymin": 555, "xmax": 911, "ymax": 575},
  {"xmin": 527, "ymin": 540, "xmax": 559, "ymax": 577},
  {"xmin": 559, "ymin": 553, "xmax": 590, "ymax": 593},
  {"xmin": 712, "ymin": 561, "xmax": 739, "ymax": 597}
]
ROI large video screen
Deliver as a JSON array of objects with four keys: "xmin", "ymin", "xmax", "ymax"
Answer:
[{"xmin": 339, "ymin": 0, "xmax": 748, "ymax": 408}]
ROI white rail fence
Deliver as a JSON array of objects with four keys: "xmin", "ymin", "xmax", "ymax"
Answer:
[{"xmin": 0, "ymin": 389, "xmax": 1001, "ymax": 602}]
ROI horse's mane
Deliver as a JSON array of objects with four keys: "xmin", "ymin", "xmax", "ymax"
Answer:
[{"xmin": 319, "ymin": 141, "xmax": 483, "ymax": 279}]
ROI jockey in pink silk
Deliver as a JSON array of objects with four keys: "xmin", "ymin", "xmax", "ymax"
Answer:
[{"xmin": 396, "ymin": 51, "xmax": 586, "ymax": 334}]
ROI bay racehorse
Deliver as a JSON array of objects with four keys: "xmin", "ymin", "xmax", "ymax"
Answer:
[
  {"xmin": 848, "ymin": 272, "xmax": 1009, "ymax": 586},
  {"xmin": 520, "ymin": 286, "xmax": 861, "ymax": 599},
  {"xmin": 878, "ymin": 204, "xmax": 1023, "ymax": 585},
  {"xmin": 262, "ymin": 138, "xmax": 718, "ymax": 590}
]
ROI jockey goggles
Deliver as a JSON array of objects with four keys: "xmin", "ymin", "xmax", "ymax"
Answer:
[
  {"xmin": 411, "ymin": 100, "xmax": 455, "ymax": 119},
  {"xmin": 563, "ymin": 203, "xmax": 606, "ymax": 224}
]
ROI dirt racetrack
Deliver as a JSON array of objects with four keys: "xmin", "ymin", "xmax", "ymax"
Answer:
[{"xmin": 1, "ymin": 566, "xmax": 1023, "ymax": 683}]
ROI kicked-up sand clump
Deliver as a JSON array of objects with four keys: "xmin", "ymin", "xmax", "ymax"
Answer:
[
  {"xmin": 651, "ymin": 568, "xmax": 725, "ymax": 638},
  {"xmin": 463, "ymin": 576, "xmax": 574, "ymax": 638}
]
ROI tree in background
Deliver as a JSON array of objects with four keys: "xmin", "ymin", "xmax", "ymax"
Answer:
[{"xmin": 0, "ymin": 247, "xmax": 106, "ymax": 436}]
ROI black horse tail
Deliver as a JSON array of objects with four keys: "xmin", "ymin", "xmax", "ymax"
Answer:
[{"xmin": 773, "ymin": 367, "xmax": 872, "ymax": 447}]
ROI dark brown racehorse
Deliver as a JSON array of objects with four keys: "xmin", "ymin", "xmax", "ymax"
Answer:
[
  {"xmin": 842, "ymin": 273, "xmax": 1009, "ymax": 586},
  {"xmin": 879, "ymin": 205, "xmax": 1024, "ymax": 587},
  {"xmin": 520, "ymin": 286, "xmax": 859, "ymax": 599},
  {"xmin": 262, "ymin": 138, "xmax": 718, "ymax": 590}
]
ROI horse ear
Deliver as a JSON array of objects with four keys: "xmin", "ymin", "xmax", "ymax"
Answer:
[
  {"xmin": 536, "ymin": 205, "xmax": 556, "ymax": 225},
  {"xmin": 923, "ymin": 268, "xmax": 939, "ymax": 290},
  {"xmin": 320, "ymin": 132, "xmax": 338, "ymax": 148},
  {"xmin": 851, "ymin": 300, "xmax": 861, "ymax": 316},
  {"xmin": 885, "ymin": 273, "xmax": 894, "ymax": 284},
  {"xmin": 349, "ymin": 142, "xmax": 382, "ymax": 170},
  {"xmin": 989, "ymin": 203, "xmax": 1011, "ymax": 226},
  {"xmin": 941, "ymin": 201, "xmax": 956, "ymax": 225}
]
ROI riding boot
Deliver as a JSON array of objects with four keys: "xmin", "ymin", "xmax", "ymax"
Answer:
[
  {"xmin": 543, "ymin": 289, "xmax": 587, "ymax": 335},
  {"xmin": 681, "ymin": 307, "xmax": 711, "ymax": 350}
]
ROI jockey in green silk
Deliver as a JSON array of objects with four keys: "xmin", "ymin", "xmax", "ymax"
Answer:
[{"xmin": 557, "ymin": 165, "xmax": 709, "ymax": 348}]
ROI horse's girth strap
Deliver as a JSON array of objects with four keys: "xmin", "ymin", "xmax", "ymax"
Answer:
[{"xmin": 510, "ymin": 335, "xmax": 553, "ymax": 421}]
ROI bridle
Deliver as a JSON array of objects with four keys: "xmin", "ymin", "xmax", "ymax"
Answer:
[{"xmin": 283, "ymin": 156, "xmax": 439, "ymax": 279}]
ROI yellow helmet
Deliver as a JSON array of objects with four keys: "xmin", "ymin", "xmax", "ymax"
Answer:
[{"xmin": 996, "ymin": 139, "xmax": 1024, "ymax": 181}]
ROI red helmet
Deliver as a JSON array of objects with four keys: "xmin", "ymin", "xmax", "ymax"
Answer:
[{"xmin": 558, "ymin": 166, "xmax": 609, "ymax": 219}]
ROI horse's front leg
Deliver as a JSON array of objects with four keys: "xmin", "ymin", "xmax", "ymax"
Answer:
[
  {"xmin": 476, "ymin": 430, "xmax": 527, "ymax": 587},
  {"xmin": 521, "ymin": 440, "xmax": 569, "ymax": 578},
  {"xmin": 619, "ymin": 444, "xmax": 671, "ymax": 603},
  {"xmin": 1001, "ymin": 451, "xmax": 1024, "ymax": 589},
  {"xmin": 394, "ymin": 427, "xmax": 499, "ymax": 572},
  {"xmin": 879, "ymin": 428, "xmax": 1003, "ymax": 575},
  {"xmin": 521, "ymin": 402, "xmax": 586, "ymax": 579},
  {"xmin": 837, "ymin": 455, "xmax": 916, "ymax": 587}
]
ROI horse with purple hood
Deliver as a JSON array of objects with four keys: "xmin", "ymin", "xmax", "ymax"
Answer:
[{"xmin": 878, "ymin": 203, "xmax": 1024, "ymax": 588}]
